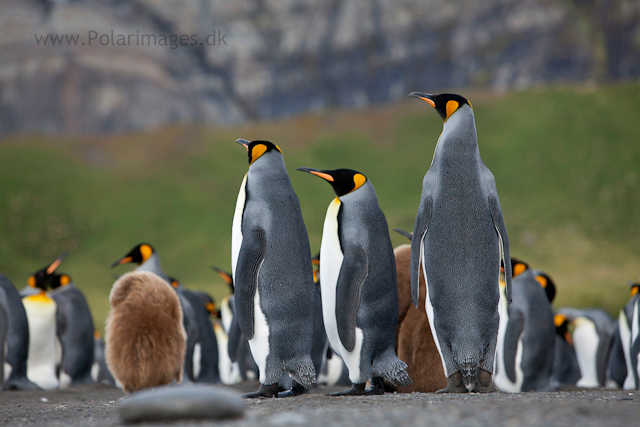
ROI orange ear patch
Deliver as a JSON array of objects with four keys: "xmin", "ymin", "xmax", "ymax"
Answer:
[
  {"xmin": 60, "ymin": 275, "xmax": 70, "ymax": 286},
  {"xmin": 250, "ymin": 144, "xmax": 268, "ymax": 165},
  {"xmin": 445, "ymin": 100, "xmax": 459, "ymax": 121},
  {"xmin": 352, "ymin": 173, "xmax": 366, "ymax": 191},
  {"xmin": 631, "ymin": 286, "xmax": 639, "ymax": 297},
  {"xmin": 554, "ymin": 314, "xmax": 566, "ymax": 328},
  {"xmin": 28, "ymin": 275, "xmax": 36, "ymax": 288},
  {"xmin": 535, "ymin": 275, "xmax": 548, "ymax": 288},
  {"xmin": 140, "ymin": 245, "xmax": 153, "ymax": 262},
  {"xmin": 513, "ymin": 263, "xmax": 527, "ymax": 277}
]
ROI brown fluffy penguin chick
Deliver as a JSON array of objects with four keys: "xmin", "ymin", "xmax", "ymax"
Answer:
[
  {"xmin": 106, "ymin": 271, "xmax": 186, "ymax": 392},
  {"xmin": 394, "ymin": 244, "xmax": 447, "ymax": 392}
]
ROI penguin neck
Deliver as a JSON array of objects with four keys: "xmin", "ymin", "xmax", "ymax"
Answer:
[
  {"xmin": 136, "ymin": 252, "xmax": 165, "ymax": 278},
  {"xmin": 432, "ymin": 106, "xmax": 480, "ymax": 166},
  {"xmin": 247, "ymin": 154, "xmax": 290, "ymax": 191},
  {"xmin": 338, "ymin": 181, "xmax": 377, "ymax": 205}
]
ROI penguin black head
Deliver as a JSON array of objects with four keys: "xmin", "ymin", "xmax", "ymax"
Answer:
[
  {"xmin": 535, "ymin": 272, "xmax": 556, "ymax": 303},
  {"xmin": 296, "ymin": 168, "xmax": 368, "ymax": 197},
  {"xmin": 510, "ymin": 258, "xmax": 529, "ymax": 278},
  {"xmin": 554, "ymin": 314, "xmax": 573, "ymax": 346},
  {"xmin": 409, "ymin": 92, "xmax": 472, "ymax": 122},
  {"xmin": 28, "ymin": 252, "xmax": 67, "ymax": 291},
  {"xmin": 111, "ymin": 243, "xmax": 155, "ymax": 268},
  {"xmin": 236, "ymin": 139, "xmax": 282, "ymax": 166},
  {"xmin": 211, "ymin": 265, "xmax": 234, "ymax": 294},
  {"xmin": 50, "ymin": 273, "xmax": 72, "ymax": 290}
]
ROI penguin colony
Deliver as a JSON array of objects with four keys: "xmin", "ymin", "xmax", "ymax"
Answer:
[{"xmin": 1, "ymin": 92, "xmax": 639, "ymax": 397}]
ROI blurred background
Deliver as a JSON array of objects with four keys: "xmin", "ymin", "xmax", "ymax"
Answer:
[{"xmin": 1, "ymin": 0, "xmax": 639, "ymax": 331}]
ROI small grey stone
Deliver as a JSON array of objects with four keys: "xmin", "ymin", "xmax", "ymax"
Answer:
[
  {"xmin": 269, "ymin": 412, "xmax": 308, "ymax": 426},
  {"xmin": 119, "ymin": 384, "xmax": 245, "ymax": 422}
]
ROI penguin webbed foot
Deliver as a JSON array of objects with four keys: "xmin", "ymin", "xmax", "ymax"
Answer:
[
  {"xmin": 3, "ymin": 378, "xmax": 41, "ymax": 391},
  {"xmin": 242, "ymin": 383, "xmax": 280, "ymax": 399},
  {"xmin": 436, "ymin": 372, "xmax": 469, "ymax": 394},
  {"xmin": 474, "ymin": 368, "xmax": 497, "ymax": 393},
  {"xmin": 365, "ymin": 377, "xmax": 385, "ymax": 395},
  {"xmin": 328, "ymin": 382, "xmax": 367, "ymax": 396},
  {"xmin": 276, "ymin": 381, "xmax": 306, "ymax": 398}
]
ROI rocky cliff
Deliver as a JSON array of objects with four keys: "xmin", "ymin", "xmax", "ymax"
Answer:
[{"xmin": 0, "ymin": 0, "xmax": 639, "ymax": 135}]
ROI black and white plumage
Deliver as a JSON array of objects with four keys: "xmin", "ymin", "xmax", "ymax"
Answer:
[
  {"xmin": 409, "ymin": 92, "xmax": 512, "ymax": 393},
  {"xmin": 494, "ymin": 260, "xmax": 555, "ymax": 392},
  {"xmin": 232, "ymin": 139, "xmax": 317, "ymax": 398},
  {"xmin": 297, "ymin": 167, "xmax": 411, "ymax": 395}
]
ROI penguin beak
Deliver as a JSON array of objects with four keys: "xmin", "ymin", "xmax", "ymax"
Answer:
[
  {"xmin": 297, "ymin": 167, "xmax": 334, "ymax": 182},
  {"xmin": 236, "ymin": 139, "xmax": 250, "ymax": 151},
  {"xmin": 211, "ymin": 266, "xmax": 233, "ymax": 286},
  {"xmin": 409, "ymin": 92, "xmax": 436, "ymax": 108},
  {"xmin": 46, "ymin": 252, "xmax": 68, "ymax": 275},
  {"xmin": 110, "ymin": 256, "xmax": 133, "ymax": 268}
]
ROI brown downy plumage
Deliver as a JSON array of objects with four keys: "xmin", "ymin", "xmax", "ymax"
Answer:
[
  {"xmin": 106, "ymin": 271, "xmax": 186, "ymax": 392},
  {"xmin": 394, "ymin": 244, "xmax": 447, "ymax": 392}
]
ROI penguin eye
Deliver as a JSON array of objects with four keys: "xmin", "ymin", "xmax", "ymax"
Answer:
[
  {"xmin": 139, "ymin": 244, "xmax": 153, "ymax": 262},
  {"xmin": 28, "ymin": 275, "xmax": 36, "ymax": 288},
  {"xmin": 351, "ymin": 173, "xmax": 367, "ymax": 192},
  {"xmin": 445, "ymin": 100, "xmax": 459, "ymax": 121},
  {"xmin": 250, "ymin": 144, "xmax": 268, "ymax": 165},
  {"xmin": 535, "ymin": 275, "xmax": 547, "ymax": 288}
]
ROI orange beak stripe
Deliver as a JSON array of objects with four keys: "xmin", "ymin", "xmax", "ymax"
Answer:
[
  {"xmin": 418, "ymin": 97, "xmax": 436, "ymax": 108},
  {"xmin": 116, "ymin": 256, "xmax": 133, "ymax": 266},
  {"xmin": 46, "ymin": 257, "xmax": 64, "ymax": 274},
  {"xmin": 309, "ymin": 171, "xmax": 334, "ymax": 182}
]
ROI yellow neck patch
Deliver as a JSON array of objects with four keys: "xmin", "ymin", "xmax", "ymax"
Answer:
[
  {"xmin": 352, "ymin": 173, "xmax": 366, "ymax": 192},
  {"xmin": 140, "ymin": 244, "xmax": 153, "ymax": 262},
  {"xmin": 250, "ymin": 144, "xmax": 267, "ymax": 165},
  {"xmin": 26, "ymin": 291, "xmax": 53, "ymax": 303},
  {"xmin": 445, "ymin": 100, "xmax": 459, "ymax": 122}
]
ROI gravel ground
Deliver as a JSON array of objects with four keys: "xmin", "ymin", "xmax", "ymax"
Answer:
[{"xmin": 0, "ymin": 382, "xmax": 637, "ymax": 427}]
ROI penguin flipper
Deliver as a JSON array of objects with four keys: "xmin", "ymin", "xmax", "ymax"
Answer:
[
  {"xmin": 484, "ymin": 171, "xmax": 512, "ymax": 305},
  {"xmin": 410, "ymin": 194, "xmax": 432, "ymax": 308},
  {"xmin": 336, "ymin": 244, "xmax": 368, "ymax": 352},
  {"xmin": 235, "ymin": 228, "xmax": 267, "ymax": 341},
  {"xmin": 504, "ymin": 308, "xmax": 524, "ymax": 384}
]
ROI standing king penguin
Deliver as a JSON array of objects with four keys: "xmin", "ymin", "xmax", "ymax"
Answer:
[
  {"xmin": 297, "ymin": 167, "xmax": 412, "ymax": 395},
  {"xmin": 0, "ymin": 274, "xmax": 39, "ymax": 390},
  {"xmin": 232, "ymin": 139, "xmax": 317, "ymax": 398},
  {"xmin": 409, "ymin": 93, "xmax": 512, "ymax": 393},
  {"xmin": 23, "ymin": 255, "xmax": 67, "ymax": 390},
  {"xmin": 49, "ymin": 273, "xmax": 95, "ymax": 387}
]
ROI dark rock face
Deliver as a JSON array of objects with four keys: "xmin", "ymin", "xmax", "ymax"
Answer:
[{"xmin": 1, "ymin": 0, "xmax": 639, "ymax": 135}]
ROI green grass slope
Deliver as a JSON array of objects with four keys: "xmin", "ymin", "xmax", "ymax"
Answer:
[{"xmin": 1, "ymin": 83, "xmax": 639, "ymax": 331}]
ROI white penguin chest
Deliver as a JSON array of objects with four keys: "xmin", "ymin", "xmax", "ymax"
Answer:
[
  {"xmin": 23, "ymin": 294, "xmax": 59, "ymax": 390},
  {"xmin": 320, "ymin": 198, "xmax": 364, "ymax": 383},
  {"xmin": 231, "ymin": 173, "xmax": 247, "ymax": 281},
  {"xmin": 572, "ymin": 319, "xmax": 600, "ymax": 388}
]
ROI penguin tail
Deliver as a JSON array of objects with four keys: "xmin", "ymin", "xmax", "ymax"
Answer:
[
  {"xmin": 288, "ymin": 357, "xmax": 317, "ymax": 390},
  {"xmin": 373, "ymin": 352, "xmax": 413, "ymax": 388}
]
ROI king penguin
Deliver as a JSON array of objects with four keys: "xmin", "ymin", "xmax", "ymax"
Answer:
[
  {"xmin": 555, "ymin": 307, "xmax": 615, "ymax": 388},
  {"xmin": 49, "ymin": 272, "xmax": 95, "ymax": 387},
  {"xmin": 550, "ymin": 313, "xmax": 581, "ymax": 388},
  {"xmin": 232, "ymin": 139, "xmax": 317, "ymax": 398},
  {"xmin": 494, "ymin": 259, "xmax": 555, "ymax": 392},
  {"xmin": 23, "ymin": 255, "xmax": 66, "ymax": 390},
  {"xmin": 0, "ymin": 274, "xmax": 39, "ymax": 390},
  {"xmin": 111, "ymin": 244, "xmax": 220, "ymax": 384},
  {"xmin": 297, "ymin": 167, "xmax": 412, "ymax": 395},
  {"xmin": 617, "ymin": 281, "xmax": 640, "ymax": 390},
  {"xmin": 409, "ymin": 92, "xmax": 512, "ymax": 393}
]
